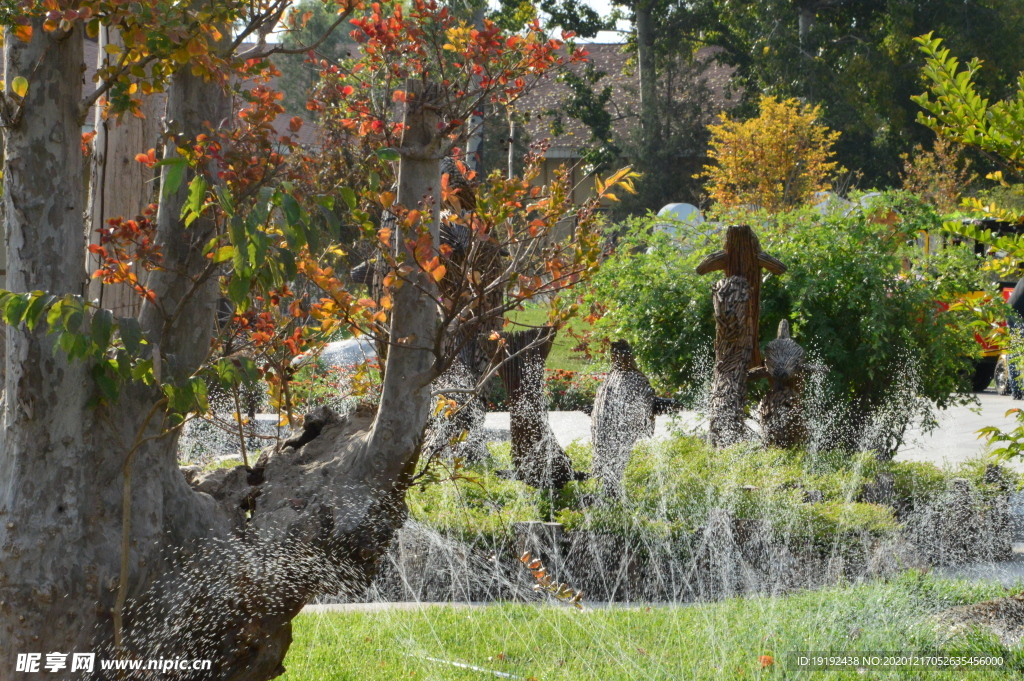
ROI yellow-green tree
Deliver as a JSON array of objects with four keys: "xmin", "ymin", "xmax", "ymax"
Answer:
[{"xmin": 700, "ymin": 95, "xmax": 843, "ymax": 213}]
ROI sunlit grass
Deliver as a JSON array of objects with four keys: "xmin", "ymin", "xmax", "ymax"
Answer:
[{"xmin": 281, "ymin": 573, "xmax": 1022, "ymax": 680}]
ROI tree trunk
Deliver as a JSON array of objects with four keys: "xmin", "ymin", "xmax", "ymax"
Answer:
[
  {"xmin": 86, "ymin": 25, "xmax": 163, "ymax": 317},
  {"xmin": 1, "ymin": 50, "xmax": 443, "ymax": 679},
  {"xmin": 635, "ymin": 0, "xmax": 658, "ymax": 148},
  {"xmin": 0, "ymin": 19, "xmax": 99, "ymax": 662},
  {"xmin": 707, "ymin": 276, "xmax": 752, "ymax": 447}
]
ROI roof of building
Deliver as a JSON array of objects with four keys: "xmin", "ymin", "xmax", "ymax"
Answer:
[{"xmin": 513, "ymin": 44, "xmax": 739, "ymax": 157}]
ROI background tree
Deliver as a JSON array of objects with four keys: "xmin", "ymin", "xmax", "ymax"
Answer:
[
  {"xmin": 700, "ymin": 95, "xmax": 842, "ymax": 213},
  {"xmin": 695, "ymin": 0, "xmax": 1024, "ymax": 188},
  {"xmin": 274, "ymin": 0, "xmax": 358, "ymax": 115}
]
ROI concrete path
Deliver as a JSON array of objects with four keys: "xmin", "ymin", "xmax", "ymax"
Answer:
[{"xmin": 483, "ymin": 388, "xmax": 1024, "ymax": 471}]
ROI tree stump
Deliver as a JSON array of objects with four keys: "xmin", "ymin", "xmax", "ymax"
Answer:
[
  {"xmin": 590, "ymin": 340, "xmax": 657, "ymax": 497},
  {"xmin": 707, "ymin": 276, "xmax": 754, "ymax": 446},
  {"xmin": 493, "ymin": 327, "xmax": 575, "ymax": 488},
  {"xmin": 749, "ymin": 319, "xmax": 826, "ymax": 448}
]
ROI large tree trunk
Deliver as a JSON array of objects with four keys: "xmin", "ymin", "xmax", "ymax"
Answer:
[
  {"xmin": 635, "ymin": 0, "xmax": 658, "ymax": 149},
  {"xmin": 0, "ymin": 33, "xmax": 442, "ymax": 676},
  {"xmin": 0, "ymin": 19, "xmax": 98, "ymax": 662}
]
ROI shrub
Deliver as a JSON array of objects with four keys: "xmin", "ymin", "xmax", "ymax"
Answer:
[
  {"xmin": 699, "ymin": 95, "xmax": 843, "ymax": 213},
  {"xmin": 590, "ymin": 192, "xmax": 987, "ymax": 453}
]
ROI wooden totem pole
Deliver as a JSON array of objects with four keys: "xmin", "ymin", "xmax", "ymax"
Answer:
[{"xmin": 696, "ymin": 225, "xmax": 786, "ymax": 447}]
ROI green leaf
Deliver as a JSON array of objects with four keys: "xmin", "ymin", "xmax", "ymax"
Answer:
[
  {"xmin": 23, "ymin": 291, "xmax": 54, "ymax": 331},
  {"xmin": 213, "ymin": 246, "xmax": 236, "ymax": 264},
  {"xmin": 182, "ymin": 175, "xmax": 208, "ymax": 226},
  {"xmin": 157, "ymin": 157, "xmax": 187, "ymax": 198},
  {"xmin": 339, "ymin": 187, "xmax": 357, "ymax": 210},
  {"xmin": 215, "ymin": 185, "xmax": 235, "ymax": 217},
  {"xmin": 228, "ymin": 275, "xmax": 250, "ymax": 306},
  {"xmin": 119, "ymin": 316, "xmax": 145, "ymax": 356},
  {"xmin": 10, "ymin": 76, "xmax": 28, "ymax": 98},
  {"xmin": 317, "ymin": 204, "xmax": 341, "ymax": 238},
  {"xmin": 4, "ymin": 293, "xmax": 30, "ymax": 326},
  {"xmin": 91, "ymin": 308, "xmax": 114, "ymax": 350},
  {"xmin": 376, "ymin": 148, "xmax": 401, "ymax": 162},
  {"xmin": 282, "ymin": 193, "xmax": 302, "ymax": 226}
]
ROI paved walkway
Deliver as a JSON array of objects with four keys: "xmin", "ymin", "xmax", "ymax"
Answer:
[{"xmin": 484, "ymin": 389, "xmax": 1024, "ymax": 471}]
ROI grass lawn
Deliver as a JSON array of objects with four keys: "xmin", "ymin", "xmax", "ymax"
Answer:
[
  {"xmin": 280, "ymin": 573, "xmax": 1022, "ymax": 680},
  {"xmin": 504, "ymin": 305, "xmax": 598, "ymax": 373}
]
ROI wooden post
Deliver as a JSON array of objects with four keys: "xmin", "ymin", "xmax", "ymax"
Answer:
[
  {"xmin": 706, "ymin": 276, "xmax": 753, "ymax": 446},
  {"xmin": 697, "ymin": 225, "xmax": 786, "ymax": 448}
]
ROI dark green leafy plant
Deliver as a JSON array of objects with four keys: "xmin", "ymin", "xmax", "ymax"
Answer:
[{"xmin": 590, "ymin": 192, "xmax": 986, "ymax": 453}]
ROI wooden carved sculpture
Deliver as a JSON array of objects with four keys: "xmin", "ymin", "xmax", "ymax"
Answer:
[
  {"xmin": 697, "ymin": 225, "xmax": 786, "ymax": 447},
  {"xmin": 590, "ymin": 340, "xmax": 658, "ymax": 497},
  {"xmin": 696, "ymin": 224, "xmax": 787, "ymax": 367},
  {"xmin": 749, "ymin": 320, "xmax": 826, "ymax": 449},
  {"xmin": 492, "ymin": 326, "xmax": 576, "ymax": 488}
]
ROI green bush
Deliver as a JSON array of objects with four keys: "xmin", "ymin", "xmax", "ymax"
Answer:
[
  {"xmin": 406, "ymin": 434, "xmax": 1020, "ymax": 552},
  {"xmin": 590, "ymin": 192, "xmax": 987, "ymax": 452}
]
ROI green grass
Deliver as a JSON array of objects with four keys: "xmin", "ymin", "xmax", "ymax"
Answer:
[
  {"xmin": 281, "ymin": 573, "xmax": 1022, "ymax": 680},
  {"xmin": 505, "ymin": 305, "xmax": 597, "ymax": 372}
]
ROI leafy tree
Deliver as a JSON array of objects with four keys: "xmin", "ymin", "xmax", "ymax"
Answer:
[
  {"xmin": 899, "ymin": 137, "xmax": 977, "ymax": 214},
  {"xmin": 590, "ymin": 194, "xmax": 983, "ymax": 455},
  {"xmin": 694, "ymin": 0, "xmax": 1024, "ymax": 188},
  {"xmin": 0, "ymin": 0, "xmax": 632, "ymax": 673},
  {"xmin": 274, "ymin": 0, "xmax": 357, "ymax": 115},
  {"xmin": 912, "ymin": 34, "xmax": 1024, "ymax": 460},
  {"xmin": 700, "ymin": 95, "xmax": 842, "ymax": 213}
]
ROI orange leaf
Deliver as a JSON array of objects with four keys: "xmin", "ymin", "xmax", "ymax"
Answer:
[
  {"xmin": 14, "ymin": 24, "xmax": 32, "ymax": 43},
  {"xmin": 431, "ymin": 265, "xmax": 447, "ymax": 282}
]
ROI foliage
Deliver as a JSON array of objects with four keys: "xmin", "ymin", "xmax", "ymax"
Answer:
[
  {"xmin": 685, "ymin": 0, "xmax": 1024, "ymax": 189},
  {"xmin": 283, "ymin": 574, "xmax": 1020, "ymax": 681},
  {"xmin": 590, "ymin": 194, "xmax": 986, "ymax": 450},
  {"xmin": 899, "ymin": 137, "xmax": 977, "ymax": 214},
  {"xmin": 273, "ymin": 0, "xmax": 356, "ymax": 116},
  {"xmin": 912, "ymin": 34, "xmax": 1024, "ymax": 460},
  {"xmin": 914, "ymin": 33, "xmax": 1024, "ymax": 184},
  {"xmin": 406, "ymin": 432, "xmax": 1017, "ymax": 552},
  {"xmin": 544, "ymin": 368, "xmax": 601, "ymax": 410},
  {"xmin": 700, "ymin": 95, "xmax": 842, "ymax": 213}
]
